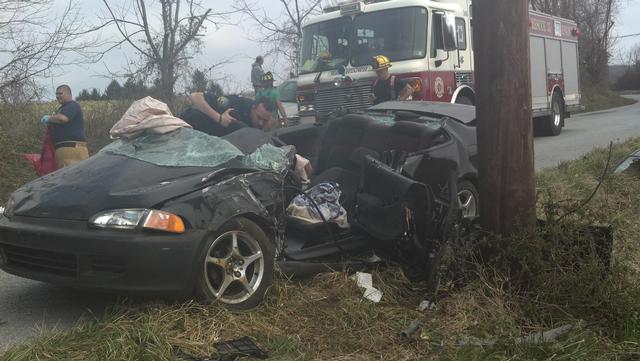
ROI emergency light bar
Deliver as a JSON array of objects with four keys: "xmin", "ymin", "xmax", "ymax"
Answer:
[{"xmin": 340, "ymin": 1, "xmax": 363, "ymax": 15}]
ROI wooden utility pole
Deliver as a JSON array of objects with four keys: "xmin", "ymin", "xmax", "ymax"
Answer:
[{"xmin": 473, "ymin": 0, "xmax": 537, "ymax": 235}]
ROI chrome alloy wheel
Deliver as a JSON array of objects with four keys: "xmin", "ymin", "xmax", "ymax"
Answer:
[
  {"xmin": 204, "ymin": 230, "xmax": 265, "ymax": 305},
  {"xmin": 457, "ymin": 189, "xmax": 478, "ymax": 219},
  {"xmin": 553, "ymin": 98, "xmax": 562, "ymax": 127}
]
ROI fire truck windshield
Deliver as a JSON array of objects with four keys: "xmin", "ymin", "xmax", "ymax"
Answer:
[
  {"xmin": 299, "ymin": 17, "xmax": 351, "ymax": 74},
  {"xmin": 299, "ymin": 7, "xmax": 428, "ymax": 74}
]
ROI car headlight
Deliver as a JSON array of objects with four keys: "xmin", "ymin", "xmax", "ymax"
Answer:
[
  {"xmin": 89, "ymin": 209, "xmax": 185, "ymax": 233},
  {"xmin": 0, "ymin": 206, "xmax": 5, "ymax": 215}
]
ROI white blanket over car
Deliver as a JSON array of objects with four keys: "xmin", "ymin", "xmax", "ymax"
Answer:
[{"xmin": 110, "ymin": 96, "xmax": 192, "ymax": 139}]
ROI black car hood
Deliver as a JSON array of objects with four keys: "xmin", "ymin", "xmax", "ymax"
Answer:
[{"xmin": 7, "ymin": 152, "xmax": 215, "ymax": 220}]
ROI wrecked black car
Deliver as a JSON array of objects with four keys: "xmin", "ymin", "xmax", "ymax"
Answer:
[{"xmin": 0, "ymin": 101, "xmax": 478, "ymax": 309}]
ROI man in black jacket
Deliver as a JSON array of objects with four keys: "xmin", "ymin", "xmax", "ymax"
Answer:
[{"xmin": 181, "ymin": 92, "xmax": 275, "ymax": 137}]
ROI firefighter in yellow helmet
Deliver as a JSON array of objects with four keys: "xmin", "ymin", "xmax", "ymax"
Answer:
[{"xmin": 369, "ymin": 55, "xmax": 413, "ymax": 105}]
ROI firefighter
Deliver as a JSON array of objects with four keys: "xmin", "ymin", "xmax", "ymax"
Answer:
[
  {"xmin": 368, "ymin": 55, "xmax": 413, "ymax": 105},
  {"xmin": 256, "ymin": 71, "xmax": 288, "ymax": 128}
]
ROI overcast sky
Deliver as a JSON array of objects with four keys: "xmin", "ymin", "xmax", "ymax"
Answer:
[{"xmin": 46, "ymin": 0, "xmax": 640, "ymax": 98}]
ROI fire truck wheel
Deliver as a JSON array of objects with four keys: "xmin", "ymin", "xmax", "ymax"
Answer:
[
  {"xmin": 540, "ymin": 92, "xmax": 564, "ymax": 136},
  {"xmin": 455, "ymin": 95, "xmax": 473, "ymax": 105}
]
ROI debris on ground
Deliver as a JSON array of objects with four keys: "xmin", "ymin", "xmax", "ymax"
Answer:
[
  {"xmin": 215, "ymin": 336, "xmax": 269, "ymax": 360},
  {"xmin": 173, "ymin": 336, "xmax": 268, "ymax": 361},
  {"xmin": 400, "ymin": 319, "xmax": 422, "ymax": 340},
  {"xmin": 417, "ymin": 300, "xmax": 436, "ymax": 312},
  {"xmin": 614, "ymin": 149, "xmax": 640, "ymax": 175},
  {"xmin": 350, "ymin": 272, "xmax": 383, "ymax": 303},
  {"xmin": 456, "ymin": 320, "xmax": 586, "ymax": 347}
]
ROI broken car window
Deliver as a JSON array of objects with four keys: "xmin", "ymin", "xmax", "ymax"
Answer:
[{"xmin": 100, "ymin": 128, "xmax": 294, "ymax": 171}]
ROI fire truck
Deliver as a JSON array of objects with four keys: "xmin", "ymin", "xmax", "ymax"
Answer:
[{"xmin": 295, "ymin": 0, "xmax": 582, "ymax": 135}]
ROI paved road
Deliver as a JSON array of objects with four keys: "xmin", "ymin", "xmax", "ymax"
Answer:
[
  {"xmin": 1, "ymin": 95, "xmax": 639, "ymax": 352},
  {"xmin": 535, "ymin": 94, "xmax": 640, "ymax": 170}
]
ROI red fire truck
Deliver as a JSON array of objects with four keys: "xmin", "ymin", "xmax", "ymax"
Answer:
[{"xmin": 295, "ymin": 0, "xmax": 582, "ymax": 135}]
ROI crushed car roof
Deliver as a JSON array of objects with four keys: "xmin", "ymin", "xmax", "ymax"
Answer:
[{"xmin": 369, "ymin": 101, "xmax": 476, "ymax": 125}]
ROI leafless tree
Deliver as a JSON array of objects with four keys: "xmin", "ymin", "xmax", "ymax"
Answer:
[
  {"xmin": 101, "ymin": 0, "xmax": 235, "ymax": 102},
  {"xmin": 234, "ymin": 0, "xmax": 323, "ymax": 74},
  {"xmin": 0, "ymin": 0, "xmax": 94, "ymax": 103}
]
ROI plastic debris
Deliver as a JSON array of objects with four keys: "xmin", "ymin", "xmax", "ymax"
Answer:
[
  {"xmin": 400, "ymin": 319, "xmax": 422, "ymax": 340},
  {"xmin": 417, "ymin": 300, "xmax": 436, "ymax": 311},
  {"xmin": 215, "ymin": 336, "xmax": 269, "ymax": 360},
  {"xmin": 456, "ymin": 320, "xmax": 585, "ymax": 347},
  {"xmin": 350, "ymin": 272, "xmax": 383, "ymax": 303}
]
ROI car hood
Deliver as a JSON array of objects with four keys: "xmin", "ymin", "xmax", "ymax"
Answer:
[
  {"xmin": 6, "ymin": 152, "xmax": 215, "ymax": 221},
  {"xmin": 6, "ymin": 128, "xmax": 296, "ymax": 221}
]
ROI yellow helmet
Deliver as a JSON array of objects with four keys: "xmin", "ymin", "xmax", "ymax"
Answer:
[{"xmin": 371, "ymin": 55, "xmax": 392, "ymax": 70}]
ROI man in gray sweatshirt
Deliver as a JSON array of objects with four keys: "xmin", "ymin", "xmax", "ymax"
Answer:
[{"xmin": 251, "ymin": 56, "xmax": 265, "ymax": 94}]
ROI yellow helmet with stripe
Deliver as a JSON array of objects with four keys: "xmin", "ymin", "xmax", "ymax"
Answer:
[{"xmin": 371, "ymin": 55, "xmax": 392, "ymax": 70}]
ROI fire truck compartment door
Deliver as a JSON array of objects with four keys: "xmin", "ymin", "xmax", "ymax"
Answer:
[
  {"xmin": 545, "ymin": 39, "xmax": 562, "ymax": 74},
  {"xmin": 561, "ymin": 42, "xmax": 580, "ymax": 106},
  {"xmin": 530, "ymin": 36, "xmax": 548, "ymax": 110}
]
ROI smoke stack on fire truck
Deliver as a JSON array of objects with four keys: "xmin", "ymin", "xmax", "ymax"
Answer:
[{"xmin": 295, "ymin": 0, "xmax": 581, "ymax": 135}]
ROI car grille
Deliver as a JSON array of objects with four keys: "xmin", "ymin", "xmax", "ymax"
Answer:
[
  {"xmin": 89, "ymin": 256, "xmax": 126, "ymax": 276},
  {"xmin": 455, "ymin": 72, "xmax": 474, "ymax": 87},
  {"xmin": 0, "ymin": 243, "xmax": 78, "ymax": 277},
  {"xmin": 315, "ymin": 82, "xmax": 373, "ymax": 118}
]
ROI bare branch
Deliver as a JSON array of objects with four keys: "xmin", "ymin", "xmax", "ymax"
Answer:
[{"xmin": 97, "ymin": 0, "xmax": 232, "ymax": 101}]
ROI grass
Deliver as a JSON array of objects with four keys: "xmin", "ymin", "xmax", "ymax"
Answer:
[
  {"xmin": 579, "ymin": 86, "xmax": 637, "ymax": 113},
  {"xmin": 2, "ymin": 102, "xmax": 640, "ymax": 360}
]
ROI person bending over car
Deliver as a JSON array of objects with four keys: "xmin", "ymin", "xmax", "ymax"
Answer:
[
  {"xmin": 181, "ymin": 92, "xmax": 275, "ymax": 137},
  {"xmin": 40, "ymin": 84, "xmax": 89, "ymax": 168}
]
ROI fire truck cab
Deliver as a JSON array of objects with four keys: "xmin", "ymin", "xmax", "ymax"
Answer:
[{"xmin": 295, "ymin": 0, "xmax": 581, "ymax": 136}]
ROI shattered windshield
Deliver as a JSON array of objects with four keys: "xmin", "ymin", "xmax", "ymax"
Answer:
[
  {"xmin": 299, "ymin": 17, "xmax": 351, "ymax": 74},
  {"xmin": 100, "ymin": 128, "xmax": 294, "ymax": 172}
]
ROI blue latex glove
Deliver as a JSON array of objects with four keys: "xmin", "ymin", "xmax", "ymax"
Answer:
[{"xmin": 40, "ymin": 115, "xmax": 49, "ymax": 124}]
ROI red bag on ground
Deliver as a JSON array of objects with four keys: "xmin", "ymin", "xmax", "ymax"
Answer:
[{"xmin": 22, "ymin": 127, "xmax": 57, "ymax": 176}]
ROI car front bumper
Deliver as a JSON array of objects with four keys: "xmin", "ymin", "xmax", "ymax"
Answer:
[{"xmin": 0, "ymin": 214, "xmax": 207, "ymax": 295}]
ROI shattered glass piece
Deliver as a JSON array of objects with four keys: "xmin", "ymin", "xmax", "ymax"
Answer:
[
  {"xmin": 242, "ymin": 144, "xmax": 296, "ymax": 172},
  {"xmin": 100, "ymin": 128, "xmax": 293, "ymax": 171}
]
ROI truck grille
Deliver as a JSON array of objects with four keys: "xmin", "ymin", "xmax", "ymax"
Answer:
[
  {"xmin": 0, "ymin": 243, "xmax": 78, "ymax": 277},
  {"xmin": 455, "ymin": 72, "xmax": 474, "ymax": 87},
  {"xmin": 315, "ymin": 83, "xmax": 373, "ymax": 118}
]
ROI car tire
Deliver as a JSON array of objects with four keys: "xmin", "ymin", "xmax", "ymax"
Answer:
[
  {"xmin": 457, "ymin": 180, "xmax": 479, "ymax": 220},
  {"xmin": 538, "ymin": 92, "xmax": 564, "ymax": 136},
  {"xmin": 195, "ymin": 217, "xmax": 274, "ymax": 310},
  {"xmin": 455, "ymin": 95, "xmax": 473, "ymax": 105}
]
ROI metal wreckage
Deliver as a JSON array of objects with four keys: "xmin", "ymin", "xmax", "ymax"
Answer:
[{"xmin": 0, "ymin": 101, "xmax": 481, "ymax": 309}]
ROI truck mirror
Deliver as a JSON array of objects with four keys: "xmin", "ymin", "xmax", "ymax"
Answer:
[{"xmin": 441, "ymin": 12, "xmax": 458, "ymax": 51}]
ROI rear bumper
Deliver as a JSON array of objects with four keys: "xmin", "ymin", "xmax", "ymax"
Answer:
[{"xmin": 0, "ymin": 215, "xmax": 207, "ymax": 295}]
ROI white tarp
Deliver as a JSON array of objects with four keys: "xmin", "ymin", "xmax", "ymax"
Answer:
[{"xmin": 110, "ymin": 96, "xmax": 191, "ymax": 139}]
